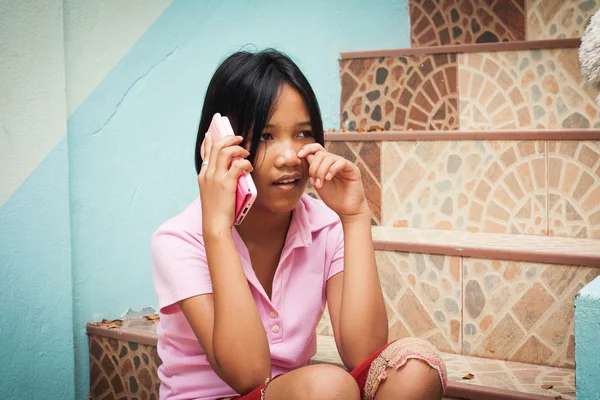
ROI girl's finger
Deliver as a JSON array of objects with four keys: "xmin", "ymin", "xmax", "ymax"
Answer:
[
  {"xmin": 298, "ymin": 143, "xmax": 325, "ymax": 158},
  {"xmin": 216, "ymin": 145, "xmax": 250, "ymax": 173},
  {"xmin": 314, "ymin": 155, "xmax": 337, "ymax": 188},
  {"xmin": 201, "ymin": 131, "xmax": 212, "ymax": 164},
  {"xmin": 226, "ymin": 159, "xmax": 254, "ymax": 181},
  {"xmin": 207, "ymin": 135, "xmax": 244, "ymax": 173},
  {"xmin": 307, "ymin": 151, "xmax": 326, "ymax": 186},
  {"xmin": 325, "ymin": 159, "xmax": 349, "ymax": 181}
]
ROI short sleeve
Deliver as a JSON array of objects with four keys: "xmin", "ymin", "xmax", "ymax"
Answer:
[
  {"xmin": 326, "ymin": 222, "xmax": 345, "ymax": 280},
  {"xmin": 151, "ymin": 226, "xmax": 213, "ymax": 314}
]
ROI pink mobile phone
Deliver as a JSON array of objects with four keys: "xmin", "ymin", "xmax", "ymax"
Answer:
[{"xmin": 202, "ymin": 113, "xmax": 257, "ymax": 225}]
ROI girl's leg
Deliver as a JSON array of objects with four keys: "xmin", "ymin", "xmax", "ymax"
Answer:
[
  {"xmin": 264, "ymin": 364, "xmax": 360, "ymax": 400},
  {"xmin": 362, "ymin": 338, "xmax": 447, "ymax": 400},
  {"xmin": 238, "ymin": 363, "xmax": 360, "ymax": 400},
  {"xmin": 373, "ymin": 359, "xmax": 443, "ymax": 400}
]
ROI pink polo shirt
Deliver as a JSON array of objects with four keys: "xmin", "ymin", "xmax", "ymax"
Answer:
[{"xmin": 151, "ymin": 194, "xmax": 344, "ymax": 400}]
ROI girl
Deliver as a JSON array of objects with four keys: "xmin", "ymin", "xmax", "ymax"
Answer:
[{"xmin": 152, "ymin": 50, "xmax": 447, "ymax": 400}]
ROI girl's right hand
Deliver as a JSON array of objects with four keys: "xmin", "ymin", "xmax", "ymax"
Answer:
[{"xmin": 198, "ymin": 132, "xmax": 253, "ymax": 236}]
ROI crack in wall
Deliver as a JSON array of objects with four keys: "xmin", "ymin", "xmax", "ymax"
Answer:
[{"xmin": 90, "ymin": 44, "xmax": 181, "ymax": 136}]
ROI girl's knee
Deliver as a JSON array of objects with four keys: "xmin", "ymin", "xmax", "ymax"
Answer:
[
  {"xmin": 364, "ymin": 338, "xmax": 447, "ymax": 399},
  {"xmin": 304, "ymin": 364, "xmax": 360, "ymax": 400},
  {"xmin": 400, "ymin": 358, "xmax": 441, "ymax": 381}
]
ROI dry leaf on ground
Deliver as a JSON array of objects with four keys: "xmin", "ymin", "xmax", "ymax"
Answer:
[
  {"xmin": 144, "ymin": 314, "xmax": 160, "ymax": 321},
  {"xmin": 542, "ymin": 385, "xmax": 554, "ymax": 390},
  {"xmin": 462, "ymin": 373, "xmax": 475, "ymax": 380}
]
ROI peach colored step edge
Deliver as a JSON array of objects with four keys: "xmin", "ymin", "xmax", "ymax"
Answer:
[
  {"xmin": 340, "ymin": 38, "xmax": 580, "ymax": 59},
  {"xmin": 86, "ymin": 325, "xmax": 556, "ymax": 400},
  {"xmin": 324, "ymin": 129, "xmax": 600, "ymax": 141},
  {"xmin": 372, "ymin": 227, "xmax": 600, "ymax": 268}
]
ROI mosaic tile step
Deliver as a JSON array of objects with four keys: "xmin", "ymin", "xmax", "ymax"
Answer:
[
  {"xmin": 380, "ymin": 140, "xmax": 600, "ymax": 239},
  {"xmin": 317, "ymin": 249, "xmax": 598, "ymax": 368},
  {"xmin": 371, "ymin": 226, "xmax": 600, "ymax": 267},
  {"xmin": 459, "ymin": 48, "xmax": 600, "ymax": 131},
  {"xmin": 341, "ymin": 48, "xmax": 599, "ymax": 133},
  {"xmin": 527, "ymin": 0, "xmax": 600, "ymax": 41},
  {"xmin": 340, "ymin": 54, "xmax": 459, "ymax": 132},
  {"xmin": 315, "ymin": 335, "xmax": 574, "ymax": 400},
  {"xmin": 87, "ymin": 321, "xmax": 572, "ymax": 400},
  {"xmin": 410, "ymin": 0, "xmax": 526, "ymax": 47},
  {"xmin": 460, "ymin": 258, "xmax": 599, "ymax": 369},
  {"xmin": 408, "ymin": 0, "xmax": 600, "ymax": 46}
]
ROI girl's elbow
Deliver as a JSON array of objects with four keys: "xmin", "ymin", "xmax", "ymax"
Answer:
[{"xmin": 231, "ymin": 362, "xmax": 271, "ymax": 395}]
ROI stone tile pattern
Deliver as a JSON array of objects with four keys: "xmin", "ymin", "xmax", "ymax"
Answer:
[
  {"xmin": 548, "ymin": 141, "xmax": 600, "ymax": 239},
  {"xmin": 462, "ymin": 258, "xmax": 600, "ymax": 367},
  {"xmin": 89, "ymin": 334, "xmax": 161, "ymax": 400},
  {"xmin": 378, "ymin": 251, "xmax": 462, "ymax": 353},
  {"xmin": 382, "ymin": 140, "xmax": 548, "ymax": 235},
  {"xmin": 315, "ymin": 335, "xmax": 575, "ymax": 400},
  {"xmin": 527, "ymin": 0, "xmax": 600, "ymax": 40},
  {"xmin": 459, "ymin": 49, "xmax": 600, "ymax": 130},
  {"xmin": 317, "ymin": 251, "xmax": 463, "ymax": 354},
  {"xmin": 340, "ymin": 55, "xmax": 458, "ymax": 132},
  {"xmin": 410, "ymin": 0, "xmax": 526, "ymax": 47},
  {"xmin": 304, "ymin": 141, "xmax": 382, "ymax": 225}
]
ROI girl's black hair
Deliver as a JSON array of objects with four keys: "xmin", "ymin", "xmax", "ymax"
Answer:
[{"xmin": 194, "ymin": 49, "xmax": 324, "ymax": 174}]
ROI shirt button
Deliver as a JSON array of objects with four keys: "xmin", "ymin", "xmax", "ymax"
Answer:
[
  {"xmin": 269, "ymin": 311, "xmax": 278, "ymax": 319},
  {"xmin": 272, "ymin": 325, "xmax": 280, "ymax": 333}
]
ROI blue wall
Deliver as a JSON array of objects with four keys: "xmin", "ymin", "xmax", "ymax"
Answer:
[
  {"xmin": 68, "ymin": 0, "xmax": 410, "ymax": 397},
  {"xmin": 575, "ymin": 276, "xmax": 600, "ymax": 399},
  {"xmin": 0, "ymin": 139, "xmax": 74, "ymax": 399}
]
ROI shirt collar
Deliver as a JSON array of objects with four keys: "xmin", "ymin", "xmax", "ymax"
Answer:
[{"xmin": 285, "ymin": 194, "xmax": 340, "ymax": 248}]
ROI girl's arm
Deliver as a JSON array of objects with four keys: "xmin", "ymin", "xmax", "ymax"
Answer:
[
  {"xmin": 179, "ymin": 231, "xmax": 271, "ymax": 394},
  {"xmin": 179, "ymin": 134, "xmax": 270, "ymax": 394},
  {"xmin": 326, "ymin": 213, "xmax": 388, "ymax": 370},
  {"xmin": 298, "ymin": 143, "xmax": 387, "ymax": 370}
]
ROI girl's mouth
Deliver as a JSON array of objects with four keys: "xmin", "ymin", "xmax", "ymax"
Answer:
[{"xmin": 273, "ymin": 178, "xmax": 300, "ymax": 191}]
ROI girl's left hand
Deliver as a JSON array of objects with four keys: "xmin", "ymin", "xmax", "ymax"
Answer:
[{"xmin": 298, "ymin": 143, "xmax": 370, "ymax": 220}]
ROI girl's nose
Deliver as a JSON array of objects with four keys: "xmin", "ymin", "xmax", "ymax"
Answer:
[{"xmin": 274, "ymin": 140, "xmax": 302, "ymax": 167}]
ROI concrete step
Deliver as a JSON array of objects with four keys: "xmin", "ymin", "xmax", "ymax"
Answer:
[
  {"xmin": 314, "ymin": 335, "xmax": 574, "ymax": 400},
  {"xmin": 86, "ymin": 321, "xmax": 574, "ymax": 400}
]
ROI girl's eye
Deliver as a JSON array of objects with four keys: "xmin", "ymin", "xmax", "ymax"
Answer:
[
  {"xmin": 298, "ymin": 131, "xmax": 313, "ymax": 138},
  {"xmin": 260, "ymin": 133, "xmax": 273, "ymax": 141}
]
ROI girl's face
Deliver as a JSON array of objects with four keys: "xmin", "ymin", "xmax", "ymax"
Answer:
[{"xmin": 250, "ymin": 83, "xmax": 315, "ymax": 214}]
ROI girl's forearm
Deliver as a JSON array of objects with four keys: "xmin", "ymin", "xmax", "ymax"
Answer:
[
  {"xmin": 338, "ymin": 214, "xmax": 388, "ymax": 367},
  {"xmin": 204, "ymin": 231, "xmax": 271, "ymax": 390}
]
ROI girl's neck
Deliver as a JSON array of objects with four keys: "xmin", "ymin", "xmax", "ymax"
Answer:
[{"xmin": 234, "ymin": 206, "xmax": 293, "ymax": 248}]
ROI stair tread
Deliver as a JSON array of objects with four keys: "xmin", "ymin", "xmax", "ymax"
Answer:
[
  {"xmin": 372, "ymin": 226, "xmax": 600, "ymax": 267},
  {"xmin": 315, "ymin": 335, "xmax": 574, "ymax": 400},
  {"xmin": 86, "ymin": 320, "xmax": 575, "ymax": 400},
  {"xmin": 340, "ymin": 38, "xmax": 580, "ymax": 59},
  {"xmin": 324, "ymin": 129, "xmax": 600, "ymax": 141}
]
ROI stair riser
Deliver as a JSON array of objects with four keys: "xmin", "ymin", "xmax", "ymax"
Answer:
[
  {"xmin": 88, "ymin": 335, "xmax": 160, "ymax": 399},
  {"xmin": 318, "ymin": 250, "xmax": 600, "ymax": 368},
  {"xmin": 410, "ymin": 0, "xmax": 598, "ymax": 47},
  {"xmin": 306, "ymin": 140, "xmax": 600, "ymax": 238},
  {"xmin": 341, "ymin": 49, "xmax": 599, "ymax": 132}
]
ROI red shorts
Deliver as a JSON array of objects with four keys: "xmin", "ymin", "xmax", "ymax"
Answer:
[{"xmin": 233, "ymin": 338, "xmax": 447, "ymax": 400}]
